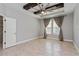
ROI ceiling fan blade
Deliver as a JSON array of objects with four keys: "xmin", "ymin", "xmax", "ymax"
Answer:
[
  {"xmin": 46, "ymin": 6, "xmax": 57, "ymax": 11},
  {"xmin": 23, "ymin": 3, "xmax": 38, "ymax": 10},
  {"xmin": 37, "ymin": 3, "xmax": 42, "ymax": 11},
  {"xmin": 44, "ymin": 3, "xmax": 50, "ymax": 10}
]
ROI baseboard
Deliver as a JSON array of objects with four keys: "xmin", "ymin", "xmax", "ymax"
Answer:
[
  {"xmin": 73, "ymin": 42, "xmax": 79, "ymax": 53},
  {"xmin": 44, "ymin": 36, "xmax": 73, "ymax": 42},
  {"xmin": 39, "ymin": 36, "xmax": 73, "ymax": 42},
  {"xmin": 16, "ymin": 36, "xmax": 39, "ymax": 45},
  {"xmin": 64, "ymin": 39, "xmax": 73, "ymax": 42}
]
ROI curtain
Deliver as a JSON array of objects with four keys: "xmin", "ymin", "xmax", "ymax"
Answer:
[
  {"xmin": 43, "ymin": 18, "xmax": 50, "ymax": 39},
  {"xmin": 54, "ymin": 16, "xmax": 64, "ymax": 41}
]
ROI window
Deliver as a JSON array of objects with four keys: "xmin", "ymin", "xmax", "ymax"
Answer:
[
  {"xmin": 46, "ymin": 19, "xmax": 60, "ymax": 36},
  {"xmin": 53, "ymin": 20, "xmax": 60, "ymax": 35},
  {"xmin": 46, "ymin": 20, "xmax": 52, "ymax": 34}
]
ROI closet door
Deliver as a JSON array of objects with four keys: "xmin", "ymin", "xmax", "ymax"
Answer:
[{"xmin": 5, "ymin": 17, "xmax": 16, "ymax": 48}]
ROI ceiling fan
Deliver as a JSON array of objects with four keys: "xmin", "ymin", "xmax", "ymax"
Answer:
[{"xmin": 23, "ymin": 3, "xmax": 64, "ymax": 16}]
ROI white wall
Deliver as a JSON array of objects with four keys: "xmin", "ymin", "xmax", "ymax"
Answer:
[
  {"xmin": 0, "ymin": 4, "xmax": 5, "ymax": 16},
  {"xmin": 64, "ymin": 3, "xmax": 76, "ymax": 14},
  {"xmin": 62, "ymin": 13, "xmax": 73, "ymax": 41},
  {"xmin": 73, "ymin": 4, "xmax": 79, "ymax": 47},
  {"xmin": 0, "ymin": 3, "xmax": 41, "ymax": 42}
]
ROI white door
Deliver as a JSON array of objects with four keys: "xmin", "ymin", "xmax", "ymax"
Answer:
[{"xmin": 5, "ymin": 17, "xmax": 16, "ymax": 48}]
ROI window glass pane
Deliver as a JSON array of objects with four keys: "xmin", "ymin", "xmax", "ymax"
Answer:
[
  {"xmin": 53, "ymin": 20, "xmax": 60, "ymax": 35},
  {"xmin": 46, "ymin": 19, "xmax": 60, "ymax": 35},
  {"xmin": 46, "ymin": 20, "xmax": 52, "ymax": 34},
  {"xmin": 47, "ymin": 20, "xmax": 52, "ymax": 27}
]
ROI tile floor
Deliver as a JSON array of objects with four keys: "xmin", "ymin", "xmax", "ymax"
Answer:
[{"xmin": 0, "ymin": 39, "xmax": 79, "ymax": 56}]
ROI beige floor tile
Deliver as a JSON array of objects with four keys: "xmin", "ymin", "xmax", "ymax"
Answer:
[{"xmin": 0, "ymin": 39, "xmax": 79, "ymax": 56}]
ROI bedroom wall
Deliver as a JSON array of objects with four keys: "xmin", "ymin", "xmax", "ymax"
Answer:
[
  {"xmin": 62, "ymin": 13, "xmax": 73, "ymax": 41},
  {"xmin": 73, "ymin": 4, "xmax": 79, "ymax": 48},
  {"xmin": 0, "ymin": 3, "xmax": 41, "ymax": 42}
]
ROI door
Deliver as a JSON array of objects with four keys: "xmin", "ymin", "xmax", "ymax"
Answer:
[{"xmin": 5, "ymin": 17, "xmax": 16, "ymax": 48}]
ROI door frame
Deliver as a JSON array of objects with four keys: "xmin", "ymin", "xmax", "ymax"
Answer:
[
  {"xmin": 3, "ymin": 16, "xmax": 6, "ymax": 49},
  {"xmin": 3, "ymin": 16, "xmax": 16, "ymax": 49}
]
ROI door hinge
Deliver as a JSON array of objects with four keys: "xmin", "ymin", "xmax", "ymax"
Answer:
[
  {"xmin": 4, "ymin": 42, "xmax": 6, "ymax": 44},
  {"xmin": 4, "ymin": 31, "xmax": 6, "ymax": 33},
  {"xmin": 4, "ymin": 19, "xmax": 6, "ymax": 22}
]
